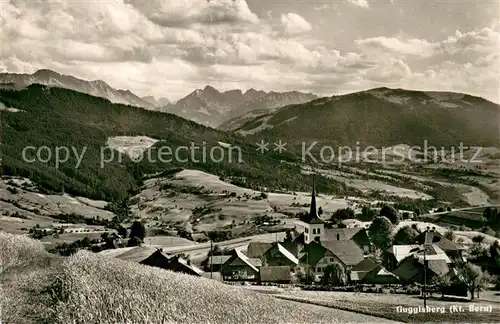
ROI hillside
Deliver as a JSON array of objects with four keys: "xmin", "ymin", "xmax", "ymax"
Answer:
[
  {"xmin": 0, "ymin": 69, "xmax": 155, "ymax": 109},
  {"xmin": 232, "ymin": 87, "xmax": 500, "ymax": 150},
  {"xmin": 163, "ymin": 86, "xmax": 317, "ymax": 128},
  {"xmin": 0, "ymin": 84, "xmax": 350, "ymax": 203},
  {"xmin": 0, "ymin": 232, "xmax": 396, "ymax": 324}
]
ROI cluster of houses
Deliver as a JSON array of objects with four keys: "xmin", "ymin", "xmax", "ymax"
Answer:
[{"xmin": 125, "ymin": 181, "xmax": 465, "ymax": 289}]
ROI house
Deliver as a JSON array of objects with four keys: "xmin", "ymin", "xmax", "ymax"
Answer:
[
  {"xmin": 163, "ymin": 255, "xmax": 205, "ymax": 276},
  {"xmin": 392, "ymin": 242, "xmax": 453, "ymax": 284},
  {"xmin": 359, "ymin": 265, "xmax": 400, "ymax": 285},
  {"xmin": 259, "ymin": 266, "xmax": 292, "ymax": 284},
  {"xmin": 385, "ymin": 244, "xmax": 421, "ymax": 270},
  {"xmin": 299, "ymin": 240, "xmax": 365, "ymax": 281},
  {"xmin": 324, "ymin": 227, "xmax": 372, "ymax": 253},
  {"xmin": 203, "ymin": 255, "xmax": 232, "ymax": 272},
  {"xmin": 140, "ymin": 249, "xmax": 204, "ymax": 276},
  {"xmin": 221, "ymin": 249, "xmax": 261, "ymax": 281},
  {"xmin": 414, "ymin": 230, "xmax": 463, "ymax": 262},
  {"xmin": 349, "ymin": 258, "xmax": 380, "ymax": 282},
  {"xmin": 139, "ymin": 248, "xmax": 172, "ymax": 269},
  {"xmin": 246, "ymin": 242, "xmax": 274, "ymax": 259},
  {"xmin": 262, "ymin": 243, "xmax": 299, "ymax": 268}
]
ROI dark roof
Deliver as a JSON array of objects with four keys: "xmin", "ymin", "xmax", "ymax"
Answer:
[
  {"xmin": 393, "ymin": 254, "xmax": 450, "ymax": 283},
  {"xmin": 392, "ymin": 257, "xmax": 423, "ymax": 282},
  {"xmin": 139, "ymin": 249, "xmax": 172, "ymax": 268},
  {"xmin": 299, "ymin": 241, "xmax": 327, "ymax": 266},
  {"xmin": 293, "ymin": 232, "xmax": 305, "ymax": 245},
  {"xmin": 246, "ymin": 242, "xmax": 273, "ymax": 258},
  {"xmin": 360, "ymin": 265, "xmax": 400, "ymax": 284},
  {"xmin": 419, "ymin": 259, "xmax": 450, "ymax": 277},
  {"xmin": 299, "ymin": 240, "xmax": 364, "ymax": 267},
  {"xmin": 415, "ymin": 231, "xmax": 460, "ymax": 251},
  {"xmin": 350, "ymin": 258, "xmax": 379, "ymax": 272},
  {"xmin": 324, "ymin": 227, "xmax": 365, "ymax": 241},
  {"xmin": 140, "ymin": 251, "xmax": 204, "ymax": 276},
  {"xmin": 322, "ymin": 240, "xmax": 365, "ymax": 266},
  {"xmin": 225, "ymin": 249, "xmax": 260, "ymax": 272},
  {"xmin": 169, "ymin": 256, "xmax": 205, "ymax": 276},
  {"xmin": 259, "ymin": 266, "xmax": 292, "ymax": 282},
  {"xmin": 264, "ymin": 243, "xmax": 299, "ymax": 265},
  {"xmin": 208, "ymin": 255, "xmax": 232, "ymax": 265}
]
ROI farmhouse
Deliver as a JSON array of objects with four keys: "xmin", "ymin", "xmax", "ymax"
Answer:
[
  {"xmin": 204, "ymin": 255, "xmax": 232, "ymax": 272},
  {"xmin": 140, "ymin": 249, "xmax": 204, "ymax": 276},
  {"xmin": 391, "ymin": 243, "xmax": 453, "ymax": 284},
  {"xmin": 246, "ymin": 242, "xmax": 274, "ymax": 258},
  {"xmin": 414, "ymin": 230, "xmax": 464, "ymax": 262},
  {"xmin": 221, "ymin": 249, "xmax": 261, "ymax": 281},
  {"xmin": 299, "ymin": 240, "xmax": 365, "ymax": 281},
  {"xmin": 262, "ymin": 243, "xmax": 299, "ymax": 268},
  {"xmin": 349, "ymin": 257, "xmax": 400, "ymax": 284}
]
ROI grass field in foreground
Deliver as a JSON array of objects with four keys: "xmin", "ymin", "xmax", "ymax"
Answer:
[
  {"xmin": 0, "ymin": 232, "xmax": 397, "ymax": 324},
  {"xmin": 274, "ymin": 291, "xmax": 500, "ymax": 323}
]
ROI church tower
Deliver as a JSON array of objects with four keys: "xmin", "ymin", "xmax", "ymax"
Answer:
[{"xmin": 299, "ymin": 175, "xmax": 325, "ymax": 244}]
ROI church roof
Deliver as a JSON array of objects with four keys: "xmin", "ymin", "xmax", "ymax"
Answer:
[{"xmin": 300, "ymin": 176, "xmax": 324, "ymax": 224}]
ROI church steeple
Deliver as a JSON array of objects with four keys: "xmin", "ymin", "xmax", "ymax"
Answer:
[
  {"xmin": 300, "ymin": 175, "xmax": 323, "ymax": 225},
  {"xmin": 309, "ymin": 175, "xmax": 317, "ymax": 218}
]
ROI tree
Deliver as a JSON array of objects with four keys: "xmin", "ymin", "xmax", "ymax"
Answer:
[
  {"xmin": 393, "ymin": 226, "xmax": 419, "ymax": 245},
  {"xmin": 330, "ymin": 208, "xmax": 354, "ymax": 223},
  {"xmin": 321, "ymin": 262, "xmax": 347, "ymax": 286},
  {"xmin": 446, "ymin": 207, "xmax": 452, "ymax": 212},
  {"xmin": 318, "ymin": 206, "xmax": 323, "ymax": 216},
  {"xmin": 472, "ymin": 235, "xmax": 485, "ymax": 243},
  {"xmin": 130, "ymin": 221, "xmax": 146, "ymax": 241},
  {"xmin": 455, "ymin": 263, "xmax": 491, "ymax": 300},
  {"xmin": 127, "ymin": 236, "xmax": 142, "ymax": 247},
  {"xmin": 489, "ymin": 240, "xmax": 500, "ymax": 273},
  {"xmin": 368, "ymin": 216, "xmax": 393, "ymax": 250},
  {"xmin": 414, "ymin": 209, "xmax": 421, "ymax": 217},
  {"xmin": 379, "ymin": 205, "xmax": 400, "ymax": 225},
  {"xmin": 437, "ymin": 207, "xmax": 445, "ymax": 213},
  {"xmin": 360, "ymin": 206, "xmax": 376, "ymax": 221},
  {"xmin": 444, "ymin": 230, "xmax": 454, "ymax": 241},
  {"xmin": 431, "ymin": 272, "xmax": 453, "ymax": 298},
  {"xmin": 117, "ymin": 226, "xmax": 128, "ymax": 238},
  {"xmin": 284, "ymin": 229, "xmax": 294, "ymax": 243},
  {"xmin": 296, "ymin": 266, "xmax": 315, "ymax": 284}
]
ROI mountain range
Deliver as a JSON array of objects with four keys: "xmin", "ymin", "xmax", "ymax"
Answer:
[
  {"xmin": 229, "ymin": 87, "xmax": 500, "ymax": 150},
  {"xmin": 0, "ymin": 69, "xmax": 159, "ymax": 109},
  {"xmin": 162, "ymin": 85, "xmax": 318, "ymax": 128},
  {"xmin": 0, "ymin": 69, "xmax": 319, "ymax": 128}
]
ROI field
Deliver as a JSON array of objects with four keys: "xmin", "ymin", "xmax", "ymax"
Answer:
[
  {"xmin": 272, "ymin": 290, "xmax": 500, "ymax": 323},
  {"xmin": 0, "ymin": 232, "xmax": 398, "ymax": 324}
]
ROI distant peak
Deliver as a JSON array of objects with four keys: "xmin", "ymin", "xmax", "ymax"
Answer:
[
  {"xmin": 224, "ymin": 89, "xmax": 242, "ymax": 94},
  {"xmin": 33, "ymin": 69, "xmax": 59, "ymax": 77},
  {"xmin": 203, "ymin": 85, "xmax": 219, "ymax": 92}
]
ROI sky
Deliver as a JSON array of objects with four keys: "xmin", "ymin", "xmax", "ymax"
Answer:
[{"xmin": 1, "ymin": 0, "xmax": 499, "ymax": 102}]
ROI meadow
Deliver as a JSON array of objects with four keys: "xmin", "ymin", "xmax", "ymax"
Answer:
[
  {"xmin": 0, "ymin": 232, "xmax": 397, "ymax": 324},
  {"xmin": 273, "ymin": 290, "xmax": 500, "ymax": 323}
]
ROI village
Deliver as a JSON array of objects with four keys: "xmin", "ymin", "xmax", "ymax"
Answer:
[{"xmin": 99, "ymin": 180, "xmax": 499, "ymax": 304}]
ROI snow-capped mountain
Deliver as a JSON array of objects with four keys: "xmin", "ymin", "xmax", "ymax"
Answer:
[
  {"xmin": 0, "ymin": 69, "xmax": 155, "ymax": 109},
  {"xmin": 162, "ymin": 85, "xmax": 317, "ymax": 128}
]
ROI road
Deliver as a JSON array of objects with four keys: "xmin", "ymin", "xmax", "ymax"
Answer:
[{"xmin": 418, "ymin": 204, "xmax": 500, "ymax": 218}]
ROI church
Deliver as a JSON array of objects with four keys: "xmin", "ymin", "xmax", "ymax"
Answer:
[{"xmin": 292, "ymin": 177, "xmax": 369, "ymax": 281}]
